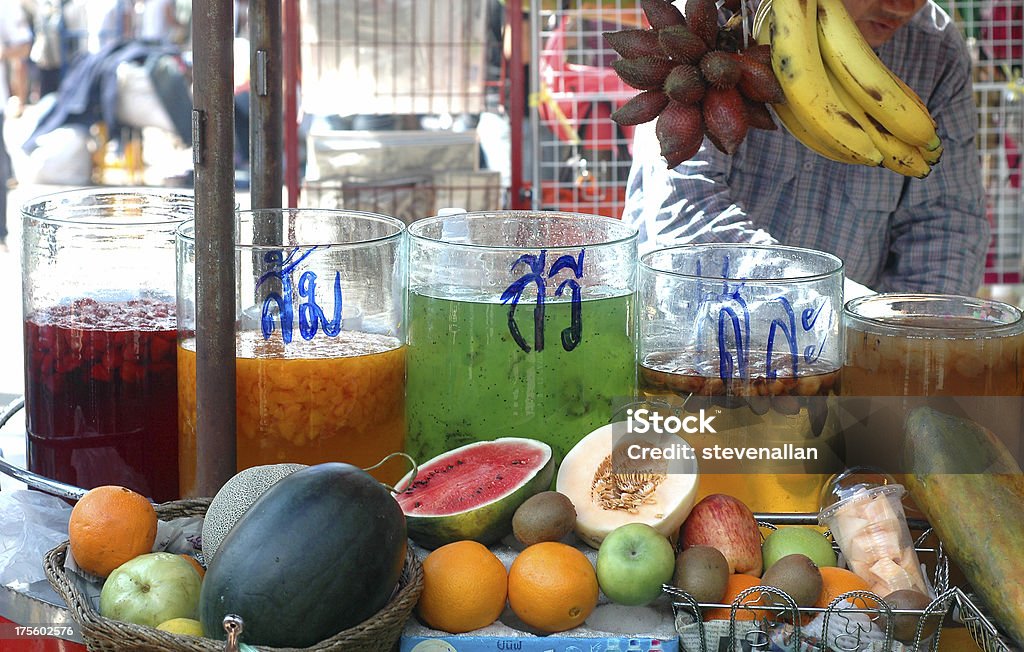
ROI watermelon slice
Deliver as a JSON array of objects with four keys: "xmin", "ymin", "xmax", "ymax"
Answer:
[{"xmin": 395, "ymin": 438, "xmax": 554, "ymax": 549}]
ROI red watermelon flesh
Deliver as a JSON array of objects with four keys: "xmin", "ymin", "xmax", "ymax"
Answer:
[
  {"xmin": 397, "ymin": 439, "xmax": 550, "ymax": 515},
  {"xmin": 394, "ymin": 438, "xmax": 555, "ymax": 548}
]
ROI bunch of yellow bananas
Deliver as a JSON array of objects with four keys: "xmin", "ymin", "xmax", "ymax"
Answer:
[{"xmin": 753, "ymin": 0, "xmax": 942, "ymax": 177}]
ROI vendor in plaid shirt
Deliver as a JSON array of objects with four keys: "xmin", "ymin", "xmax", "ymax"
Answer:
[{"xmin": 622, "ymin": 0, "xmax": 985, "ymax": 296}]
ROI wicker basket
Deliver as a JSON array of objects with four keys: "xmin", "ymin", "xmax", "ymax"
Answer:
[{"xmin": 44, "ymin": 498, "xmax": 424, "ymax": 652}]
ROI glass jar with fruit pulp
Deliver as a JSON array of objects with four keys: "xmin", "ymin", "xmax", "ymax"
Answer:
[
  {"xmin": 176, "ymin": 209, "xmax": 407, "ymax": 496},
  {"xmin": 637, "ymin": 244, "xmax": 845, "ymax": 514},
  {"xmin": 405, "ymin": 210, "xmax": 638, "ymax": 467},
  {"xmin": 840, "ymin": 294, "xmax": 1024, "ymax": 478},
  {"xmin": 21, "ymin": 188, "xmax": 194, "ymax": 502}
]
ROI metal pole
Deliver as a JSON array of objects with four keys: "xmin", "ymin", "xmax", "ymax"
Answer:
[
  {"xmin": 283, "ymin": 0, "xmax": 301, "ymax": 207},
  {"xmin": 508, "ymin": 0, "xmax": 526, "ymax": 209},
  {"xmin": 528, "ymin": 0, "xmax": 541, "ymax": 209},
  {"xmin": 191, "ymin": 0, "xmax": 237, "ymax": 497},
  {"xmin": 250, "ymin": 0, "xmax": 283, "ymax": 209}
]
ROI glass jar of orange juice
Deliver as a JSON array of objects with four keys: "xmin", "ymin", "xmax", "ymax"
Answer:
[{"xmin": 176, "ymin": 209, "xmax": 407, "ymax": 496}]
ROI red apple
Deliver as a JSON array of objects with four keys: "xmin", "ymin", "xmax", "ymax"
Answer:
[{"xmin": 679, "ymin": 494, "xmax": 763, "ymax": 576}]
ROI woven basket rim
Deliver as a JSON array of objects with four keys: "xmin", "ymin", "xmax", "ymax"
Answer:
[{"xmin": 44, "ymin": 498, "xmax": 423, "ymax": 652}]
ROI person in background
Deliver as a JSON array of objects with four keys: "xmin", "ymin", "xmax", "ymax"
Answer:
[
  {"xmin": 83, "ymin": 0, "xmax": 132, "ymax": 52},
  {"xmin": 5, "ymin": 1, "xmax": 31, "ymax": 116},
  {"xmin": 31, "ymin": 0, "xmax": 68, "ymax": 99},
  {"xmin": 622, "ymin": 0, "xmax": 985, "ymax": 297},
  {"xmin": 0, "ymin": 2, "xmax": 32, "ymax": 252},
  {"xmin": 137, "ymin": 0, "xmax": 181, "ymax": 46}
]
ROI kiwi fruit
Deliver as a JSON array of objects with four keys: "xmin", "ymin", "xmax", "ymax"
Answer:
[
  {"xmin": 672, "ymin": 545, "xmax": 730, "ymax": 603},
  {"xmin": 758, "ymin": 553, "xmax": 823, "ymax": 608},
  {"xmin": 511, "ymin": 491, "xmax": 576, "ymax": 546},
  {"xmin": 882, "ymin": 589, "xmax": 939, "ymax": 643}
]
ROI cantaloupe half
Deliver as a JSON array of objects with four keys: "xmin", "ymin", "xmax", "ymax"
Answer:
[
  {"xmin": 556, "ymin": 422, "xmax": 700, "ymax": 549},
  {"xmin": 202, "ymin": 463, "xmax": 307, "ymax": 562}
]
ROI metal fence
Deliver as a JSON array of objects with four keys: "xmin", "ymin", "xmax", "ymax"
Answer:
[
  {"xmin": 294, "ymin": 0, "xmax": 1023, "ymax": 290},
  {"xmin": 948, "ymin": 0, "xmax": 1024, "ymax": 285},
  {"xmin": 526, "ymin": 0, "xmax": 1024, "ymax": 287}
]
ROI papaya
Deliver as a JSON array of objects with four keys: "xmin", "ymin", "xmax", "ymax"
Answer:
[
  {"xmin": 903, "ymin": 406, "xmax": 1024, "ymax": 647},
  {"xmin": 199, "ymin": 463, "xmax": 407, "ymax": 647}
]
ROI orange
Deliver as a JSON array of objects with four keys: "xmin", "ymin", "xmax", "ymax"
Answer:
[
  {"xmin": 703, "ymin": 574, "xmax": 763, "ymax": 622},
  {"xmin": 180, "ymin": 554, "xmax": 206, "ymax": 579},
  {"xmin": 68, "ymin": 485, "xmax": 157, "ymax": 578},
  {"xmin": 507, "ymin": 542, "xmax": 599, "ymax": 633},
  {"xmin": 416, "ymin": 540, "xmax": 508, "ymax": 634},
  {"xmin": 815, "ymin": 566, "xmax": 874, "ymax": 609}
]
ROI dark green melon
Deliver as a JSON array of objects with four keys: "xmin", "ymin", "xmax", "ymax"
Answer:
[
  {"xmin": 394, "ymin": 437, "xmax": 554, "ymax": 549},
  {"xmin": 199, "ymin": 462, "xmax": 406, "ymax": 647}
]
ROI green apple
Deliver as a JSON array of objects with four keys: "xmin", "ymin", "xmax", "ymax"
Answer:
[
  {"xmin": 100, "ymin": 552, "xmax": 203, "ymax": 627},
  {"xmin": 596, "ymin": 523, "xmax": 676, "ymax": 606},
  {"xmin": 761, "ymin": 526, "xmax": 837, "ymax": 572}
]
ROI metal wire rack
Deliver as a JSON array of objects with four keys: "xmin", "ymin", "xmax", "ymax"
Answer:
[
  {"xmin": 956, "ymin": 587, "xmax": 1016, "ymax": 652},
  {"xmin": 298, "ymin": 0, "xmax": 491, "ymax": 117},
  {"xmin": 529, "ymin": 1, "xmax": 644, "ymax": 218},
  {"xmin": 663, "ymin": 514, "xmax": 1015, "ymax": 652},
  {"xmin": 296, "ymin": 0, "xmax": 500, "ymax": 217}
]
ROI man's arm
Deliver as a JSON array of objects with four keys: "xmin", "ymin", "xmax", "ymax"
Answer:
[
  {"xmin": 2, "ymin": 41, "xmax": 29, "ymax": 61},
  {"xmin": 622, "ymin": 121, "xmax": 778, "ymax": 255},
  {"xmin": 0, "ymin": 5, "xmax": 32, "ymax": 112},
  {"xmin": 879, "ymin": 19, "xmax": 987, "ymax": 295}
]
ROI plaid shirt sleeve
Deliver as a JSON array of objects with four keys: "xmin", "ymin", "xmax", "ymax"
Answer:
[
  {"xmin": 622, "ymin": 121, "xmax": 781, "ymax": 256},
  {"xmin": 622, "ymin": 1, "xmax": 987, "ymax": 295}
]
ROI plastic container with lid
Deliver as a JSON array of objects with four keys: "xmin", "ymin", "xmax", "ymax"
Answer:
[{"xmin": 818, "ymin": 468, "xmax": 929, "ymax": 597}]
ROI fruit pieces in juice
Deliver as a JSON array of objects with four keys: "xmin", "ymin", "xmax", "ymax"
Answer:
[
  {"xmin": 24, "ymin": 297, "xmax": 179, "ymax": 502},
  {"xmin": 639, "ymin": 351, "xmax": 843, "ymax": 514},
  {"xmin": 820, "ymin": 486, "xmax": 928, "ymax": 596},
  {"xmin": 405, "ymin": 293, "xmax": 636, "ymax": 466},
  {"xmin": 842, "ymin": 318, "xmax": 1024, "ymax": 499},
  {"xmin": 640, "ymin": 351, "xmax": 841, "ymax": 417},
  {"xmin": 843, "ymin": 317, "xmax": 1024, "ymax": 396},
  {"xmin": 178, "ymin": 330, "xmax": 406, "ymax": 496}
]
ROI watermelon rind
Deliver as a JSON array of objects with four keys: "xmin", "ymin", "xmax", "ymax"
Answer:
[{"xmin": 395, "ymin": 438, "xmax": 554, "ymax": 550}]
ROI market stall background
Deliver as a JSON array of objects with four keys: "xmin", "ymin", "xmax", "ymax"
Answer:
[
  {"xmin": 297, "ymin": 0, "xmax": 1022, "ymax": 291},
  {"xmin": 0, "ymin": 0, "xmax": 1022, "ymax": 402}
]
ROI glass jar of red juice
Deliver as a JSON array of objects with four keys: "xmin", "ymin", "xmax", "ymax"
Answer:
[{"xmin": 21, "ymin": 189, "xmax": 194, "ymax": 501}]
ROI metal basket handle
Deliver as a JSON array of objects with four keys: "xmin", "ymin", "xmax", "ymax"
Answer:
[{"xmin": 0, "ymin": 397, "xmax": 88, "ymax": 502}]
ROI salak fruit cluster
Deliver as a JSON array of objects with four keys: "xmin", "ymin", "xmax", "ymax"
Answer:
[{"xmin": 606, "ymin": 0, "xmax": 784, "ymax": 166}]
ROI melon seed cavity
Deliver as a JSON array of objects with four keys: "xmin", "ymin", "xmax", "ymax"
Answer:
[{"xmin": 592, "ymin": 456, "xmax": 664, "ymax": 513}]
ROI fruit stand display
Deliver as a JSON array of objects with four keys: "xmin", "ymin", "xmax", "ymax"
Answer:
[
  {"xmin": 2, "ymin": 1, "xmax": 1024, "ymax": 651},
  {"xmin": 28, "ymin": 468, "xmax": 424, "ymax": 651},
  {"xmin": 2, "ymin": 400, "xmax": 1017, "ymax": 651}
]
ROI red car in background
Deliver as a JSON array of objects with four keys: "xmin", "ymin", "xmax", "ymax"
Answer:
[{"xmin": 535, "ymin": 10, "xmax": 645, "ymax": 217}]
